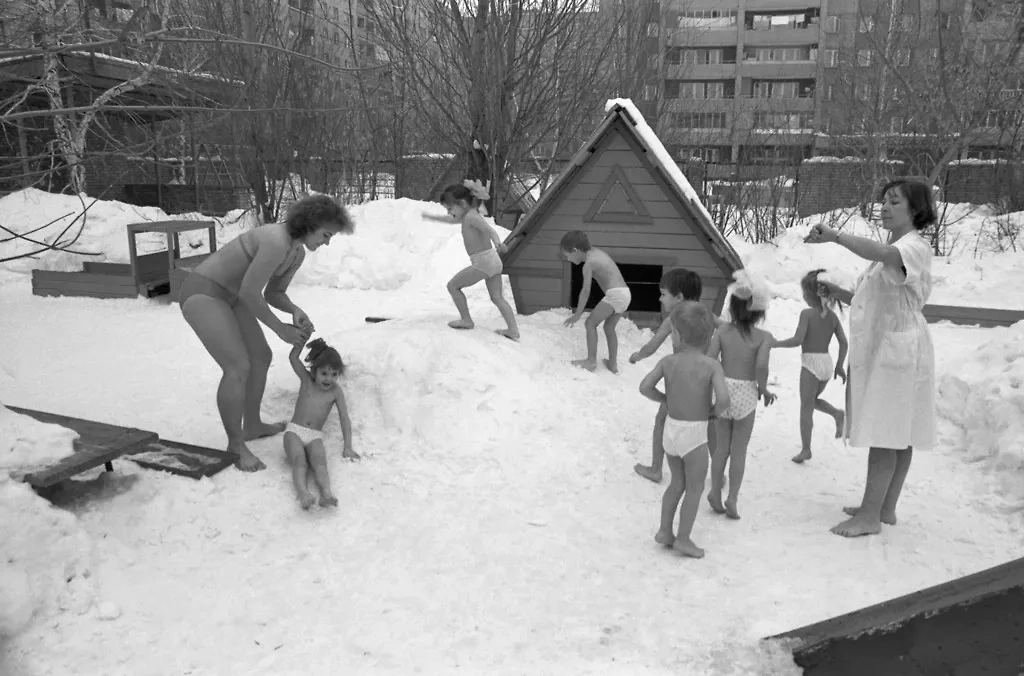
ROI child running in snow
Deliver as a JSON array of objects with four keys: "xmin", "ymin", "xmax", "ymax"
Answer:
[
  {"xmin": 285, "ymin": 337, "xmax": 359, "ymax": 509},
  {"xmin": 423, "ymin": 180, "xmax": 520, "ymax": 341},
  {"xmin": 639, "ymin": 301, "xmax": 730, "ymax": 559},
  {"xmin": 629, "ymin": 267, "xmax": 705, "ymax": 483},
  {"xmin": 707, "ymin": 271, "xmax": 777, "ymax": 520},
  {"xmin": 771, "ymin": 269, "xmax": 848, "ymax": 464},
  {"xmin": 560, "ymin": 230, "xmax": 631, "ymax": 372}
]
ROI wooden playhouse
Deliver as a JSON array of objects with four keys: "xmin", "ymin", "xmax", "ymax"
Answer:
[{"xmin": 501, "ymin": 102, "xmax": 742, "ymax": 326}]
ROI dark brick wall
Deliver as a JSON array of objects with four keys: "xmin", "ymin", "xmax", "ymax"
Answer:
[
  {"xmin": 796, "ymin": 161, "xmax": 906, "ymax": 217},
  {"xmin": 943, "ymin": 162, "xmax": 1023, "ymax": 209}
]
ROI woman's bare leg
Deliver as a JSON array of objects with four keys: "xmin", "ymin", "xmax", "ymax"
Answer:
[
  {"xmin": 832, "ymin": 447, "xmax": 898, "ymax": 537},
  {"xmin": 724, "ymin": 413, "xmax": 756, "ymax": 519},
  {"xmin": 181, "ymin": 295, "xmax": 263, "ymax": 471},
  {"xmin": 635, "ymin": 403, "xmax": 668, "ymax": 483},
  {"xmin": 484, "ymin": 274, "xmax": 520, "ymax": 339},
  {"xmin": 306, "ymin": 439, "xmax": 336, "ymax": 507},
  {"xmin": 844, "ymin": 446, "xmax": 911, "ymax": 525},
  {"xmin": 447, "ymin": 266, "xmax": 488, "ymax": 328},
  {"xmin": 284, "ymin": 432, "xmax": 315, "ymax": 509},
  {"xmin": 232, "ymin": 302, "xmax": 285, "ymax": 440}
]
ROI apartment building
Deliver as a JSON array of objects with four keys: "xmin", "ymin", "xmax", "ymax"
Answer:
[{"xmin": 634, "ymin": 0, "xmax": 1021, "ymax": 168}]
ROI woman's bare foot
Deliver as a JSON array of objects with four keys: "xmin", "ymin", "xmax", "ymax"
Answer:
[
  {"xmin": 571, "ymin": 359, "xmax": 597, "ymax": 372},
  {"xmin": 831, "ymin": 516, "xmax": 882, "ymax": 537},
  {"xmin": 448, "ymin": 318, "xmax": 474, "ymax": 330},
  {"xmin": 244, "ymin": 421, "xmax": 286, "ymax": 440},
  {"xmin": 495, "ymin": 329, "xmax": 520, "ymax": 341},
  {"xmin": 834, "ymin": 411, "xmax": 845, "ymax": 438},
  {"xmin": 319, "ymin": 494, "xmax": 338, "ymax": 508},
  {"xmin": 654, "ymin": 530, "xmax": 675, "ymax": 547},
  {"xmin": 791, "ymin": 449, "xmax": 812, "ymax": 464},
  {"xmin": 231, "ymin": 443, "xmax": 265, "ymax": 472},
  {"xmin": 634, "ymin": 464, "xmax": 662, "ymax": 483},
  {"xmin": 672, "ymin": 537, "xmax": 705, "ymax": 559},
  {"xmin": 298, "ymin": 490, "xmax": 317, "ymax": 510},
  {"xmin": 843, "ymin": 506, "xmax": 897, "ymax": 525},
  {"xmin": 707, "ymin": 492, "xmax": 726, "ymax": 514},
  {"xmin": 724, "ymin": 499, "xmax": 741, "ymax": 520}
]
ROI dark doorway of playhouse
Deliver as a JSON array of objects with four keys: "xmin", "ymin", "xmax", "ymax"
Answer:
[{"xmin": 569, "ymin": 262, "xmax": 663, "ymax": 312}]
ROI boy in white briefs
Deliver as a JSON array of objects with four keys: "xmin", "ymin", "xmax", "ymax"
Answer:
[
  {"xmin": 560, "ymin": 230, "xmax": 631, "ymax": 373},
  {"xmin": 639, "ymin": 301, "xmax": 730, "ymax": 559},
  {"xmin": 285, "ymin": 337, "xmax": 359, "ymax": 510}
]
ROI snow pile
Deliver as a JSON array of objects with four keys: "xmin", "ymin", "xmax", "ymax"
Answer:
[
  {"xmin": 937, "ymin": 322, "xmax": 1024, "ymax": 508},
  {"xmin": 0, "ymin": 478, "xmax": 95, "ymax": 639},
  {"xmin": 0, "ymin": 406, "xmax": 78, "ymax": 475}
]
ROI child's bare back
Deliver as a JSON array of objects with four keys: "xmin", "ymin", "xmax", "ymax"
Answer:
[
  {"xmin": 585, "ymin": 248, "xmax": 627, "ymax": 292},
  {"xmin": 662, "ymin": 352, "xmax": 721, "ymax": 421},
  {"xmin": 715, "ymin": 324, "xmax": 773, "ymax": 381},
  {"xmin": 798, "ymin": 308, "xmax": 840, "ymax": 353}
]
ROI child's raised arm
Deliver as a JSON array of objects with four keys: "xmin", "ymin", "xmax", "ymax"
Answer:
[
  {"xmin": 629, "ymin": 317, "xmax": 672, "ymax": 363},
  {"xmin": 638, "ymin": 357, "xmax": 668, "ymax": 405},
  {"xmin": 333, "ymin": 386, "xmax": 359, "ymax": 460},
  {"xmin": 422, "ymin": 212, "xmax": 455, "ymax": 223},
  {"xmin": 289, "ymin": 344, "xmax": 311, "ymax": 381},
  {"xmin": 710, "ymin": 361, "xmax": 731, "ymax": 418},
  {"xmin": 833, "ymin": 314, "xmax": 849, "ymax": 382},
  {"xmin": 772, "ymin": 310, "xmax": 809, "ymax": 348},
  {"xmin": 706, "ymin": 328, "xmax": 722, "ymax": 360}
]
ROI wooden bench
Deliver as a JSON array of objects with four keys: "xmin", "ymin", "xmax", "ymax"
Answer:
[
  {"xmin": 8, "ymin": 406, "xmax": 157, "ymax": 488},
  {"xmin": 922, "ymin": 304, "xmax": 1024, "ymax": 328},
  {"xmin": 767, "ymin": 556, "xmax": 1024, "ymax": 675}
]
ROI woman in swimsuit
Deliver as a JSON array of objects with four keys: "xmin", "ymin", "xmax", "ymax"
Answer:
[{"xmin": 179, "ymin": 195, "xmax": 354, "ymax": 472}]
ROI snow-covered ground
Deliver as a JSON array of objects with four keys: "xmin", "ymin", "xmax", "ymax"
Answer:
[{"xmin": 1, "ymin": 187, "xmax": 1023, "ymax": 675}]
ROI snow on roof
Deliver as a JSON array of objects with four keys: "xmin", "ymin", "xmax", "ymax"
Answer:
[
  {"xmin": 604, "ymin": 98, "xmax": 716, "ymax": 227},
  {"xmin": 802, "ymin": 155, "xmax": 904, "ymax": 164}
]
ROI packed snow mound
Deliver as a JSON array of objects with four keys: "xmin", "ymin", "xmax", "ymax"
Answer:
[
  {"xmin": 0, "ymin": 478, "xmax": 95, "ymax": 639},
  {"xmin": 937, "ymin": 322, "xmax": 1024, "ymax": 508},
  {"xmin": 294, "ymin": 198, "xmax": 510, "ymax": 292},
  {"xmin": 0, "ymin": 405, "xmax": 78, "ymax": 475}
]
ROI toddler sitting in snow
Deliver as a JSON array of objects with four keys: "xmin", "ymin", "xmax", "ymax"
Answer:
[
  {"xmin": 639, "ymin": 301, "xmax": 730, "ymax": 559},
  {"xmin": 284, "ymin": 337, "xmax": 359, "ymax": 510}
]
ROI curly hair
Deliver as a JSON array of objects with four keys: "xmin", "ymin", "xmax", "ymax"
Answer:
[
  {"xmin": 304, "ymin": 337, "xmax": 345, "ymax": 374},
  {"xmin": 880, "ymin": 179, "xmax": 937, "ymax": 231},
  {"xmin": 660, "ymin": 268, "xmax": 703, "ymax": 301},
  {"xmin": 285, "ymin": 195, "xmax": 354, "ymax": 239}
]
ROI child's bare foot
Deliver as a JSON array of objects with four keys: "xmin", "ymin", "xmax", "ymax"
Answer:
[
  {"xmin": 654, "ymin": 530, "xmax": 675, "ymax": 547},
  {"xmin": 831, "ymin": 515, "xmax": 882, "ymax": 537},
  {"xmin": 634, "ymin": 464, "xmax": 662, "ymax": 483},
  {"xmin": 843, "ymin": 506, "xmax": 897, "ymax": 525},
  {"xmin": 231, "ymin": 443, "xmax": 265, "ymax": 472},
  {"xmin": 707, "ymin": 492, "xmax": 726, "ymax": 514},
  {"xmin": 298, "ymin": 490, "xmax": 317, "ymax": 510},
  {"xmin": 834, "ymin": 411, "xmax": 845, "ymax": 438},
  {"xmin": 571, "ymin": 359, "xmax": 596, "ymax": 372},
  {"xmin": 791, "ymin": 449, "xmax": 812, "ymax": 464},
  {"xmin": 602, "ymin": 358, "xmax": 618, "ymax": 374},
  {"xmin": 495, "ymin": 329, "xmax": 520, "ymax": 341},
  {"xmin": 724, "ymin": 499, "xmax": 741, "ymax": 520},
  {"xmin": 448, "ymin": 318, "xmax": 474, "ymax": 330},
  {"xmin": 319, "ymin": 493, "xmax": 338, "ymax": 508},
  {"xmin": 672, "ymin": 537, "xmax": 705, "ymax": 559},
  {"xmin": 244, "ymin": 421, "xmax": 286, "ymax": 440},
  {"xmin": 342, "ymin": 448, "xmax": 361, "ymax": 460}
]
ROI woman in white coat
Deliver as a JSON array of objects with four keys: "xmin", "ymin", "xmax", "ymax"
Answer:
[{"xmin": 805, "ymin": 178, "xmax": 937, "ymax": 537}]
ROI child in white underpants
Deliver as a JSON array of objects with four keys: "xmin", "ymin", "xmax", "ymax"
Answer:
[
  {"xmin": 706, "ymin": 271, "xmax": 777, "ymax": 521},
  {"xmin": 639, "ymin": 302, "xmax": 730, "ymax": 559},
  {"xmin": 772, "ymin": 269, "xmax": 847, "ymax": 463},
  {"xmin": 285, "ymin": 337, "xmax": 359, "ymax": 510}
]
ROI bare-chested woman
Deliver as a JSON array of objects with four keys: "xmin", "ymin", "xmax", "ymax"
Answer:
[{"xmin": 179, "ymin": 195, "xmax": 354, "ymax": 472}]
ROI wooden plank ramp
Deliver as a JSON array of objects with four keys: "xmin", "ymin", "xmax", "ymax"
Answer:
[
  {"xmin": 766, "ymin": 556, "xmax": 1024, "ymax": 675},
  {"xmin": 8, "ymin": 406, "xmax": 157, "ymax": 488},
  {"xmin": 923, "ymin": 304, "xmax": 1024, "ymax": 328}
]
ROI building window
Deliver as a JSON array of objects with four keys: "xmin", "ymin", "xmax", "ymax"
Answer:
[
  {"xmin": 890, "ymin": 117, "xmax": 904, "ymax": 133},
  {"xmin": 825, "ymin": 85, "xmax": 834, "ymax": 101},
  {"xmin": 895, "ymin": 49, "xmax": 910, "ymax": 66},
  {"xmin": 647, "ymin": 22, "xmax": 659, "ymax": 37},
  {"xmin": 857, "ymin": 49, "xmax": 872, "ymax": 66},
  {"xmin": 753, "ymin": 111, "xmax": 813, "ymax": 130},
  {"xmin": 678, "ymin": 9, "xmax": 737, "ymax": 29},
  {"xmin": 858, "ymin": 16, "xmax": 874, "ymax": 32},
  {"xmin": 855, "ymin": 83, "xmax": 872, "ymax": 100},
  {"xmin": 643, "ymin": 84, "xmax": 658, "ymax": 101},
  {"xmin": 900, "ymin": 15, "xmax": 914, "ymax": 30},
  {"xmin": 672, "ymin": 112, "xmax": 727, "ymax": 128},
  {"xmin": 825, "ymin": 49, "xmax": 838, "ymax": 67},
  {"xmin": 824, "ymin": 16, "xmax": 840, "ymax": 33}
]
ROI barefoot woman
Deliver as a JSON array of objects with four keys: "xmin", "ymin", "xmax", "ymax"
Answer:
[
  {"xmin": 179, "ymin": 195, "xmax": 354, "ymax": 471},
  {"xmin": 805, "ymin": 179, "xmax": 937, "ymax": 537}
]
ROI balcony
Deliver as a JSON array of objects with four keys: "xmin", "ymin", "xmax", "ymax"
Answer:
[
  {"xmin": 743, "ymin": 26, "xmax": 819, "ymax": 46},
  {"xmin": 666, "ymin": 63, "xmax": 737, "ymax": 79},
  {"xmin": 744, "ymin": 0, "xmax": 823, "ymax": 10},
  {"xmin": 734, "ymin": 95, "xmax": 816, "ymax": 111},
  {"xmin": 662, "ymin": 98, "xmax": 737, "ymax": 113},
  {"xmin": 739, "ymin": 60, "xmax": 817, "ymax": 78},
  {"xmin": 669, "ymin": 28, "xmax": 740, "ymax": 47}
]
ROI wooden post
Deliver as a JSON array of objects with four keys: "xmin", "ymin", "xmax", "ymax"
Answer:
[
  {"xmin": 18, "ymin": 122, "xmax": 30, "ymax": 188},
  {"xmin": 152, "ymin": 119, "xmax": 162, "ymax": 210},
  {"xmin": 191, "ymin": 119, "xmax": 200, "ymax": 212},
  {"xmin": 208, "ymin": 224, "xmax": 217, "ymax": 254},
  {"xmin": 127, "ymin": 224, "xmax": 140, "ymax": 296},
  {"xmin": 166, "ymin": 231, "xmax": 175, "ymax": 282}
]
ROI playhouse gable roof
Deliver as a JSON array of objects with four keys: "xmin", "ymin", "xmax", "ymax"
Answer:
[{"xmin": 503, "ymin": 99, "xmax": 742, "ymax": 271}]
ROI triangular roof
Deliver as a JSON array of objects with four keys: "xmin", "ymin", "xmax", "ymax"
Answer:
[{"xmin": 503, "ymin": 100, "xmax": 743, "ymax": 273}]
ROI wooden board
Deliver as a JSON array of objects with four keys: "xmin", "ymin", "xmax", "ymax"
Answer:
[
  {"xmin": 365, "ymin": 317, "xmax": 392, "ymax": 323},
  {"xmin": 768, "ymin": 556, "xmax": 1024, "ymax": 675},
  {"xmin": 8, "ymin": 406, "xmax": 158, "ymax": 488},
  {"xmin": 127, "ymin": 439, "xmax": 235, "ymax": 479},
  {"xmin": 922, "ymin": 304, "xmax": 1024, "ymax": 328},
  {"xmin": 31, "ymin": 269, "xmax": 139, "ymax": 299}
]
